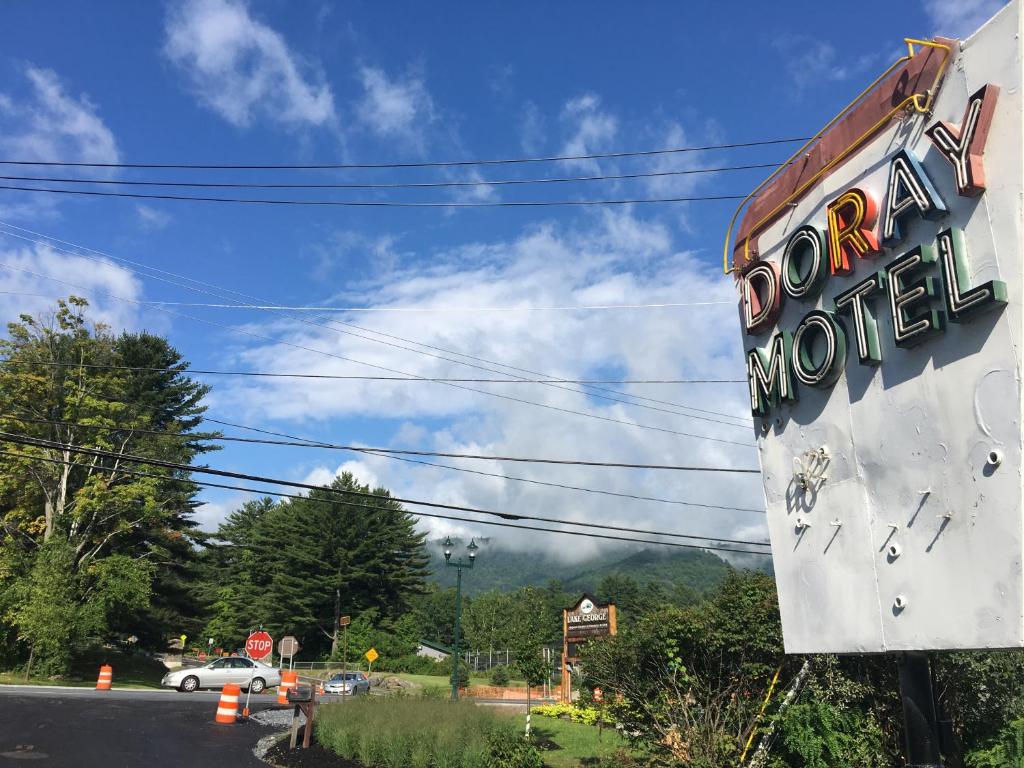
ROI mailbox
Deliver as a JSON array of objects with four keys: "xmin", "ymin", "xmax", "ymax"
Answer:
[{"xmin": 287, "ymin": 684, "xmax": 313, "ymax": 703}]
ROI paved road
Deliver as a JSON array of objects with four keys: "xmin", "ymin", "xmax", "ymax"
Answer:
[{"xmin": 0, "ymin": 685, "xmax": 280, "ymax": 767}]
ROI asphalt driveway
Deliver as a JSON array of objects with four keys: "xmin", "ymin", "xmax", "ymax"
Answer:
[{"xmin": 0, "ymin": 686, "xmax": 277, "ymax": 767}]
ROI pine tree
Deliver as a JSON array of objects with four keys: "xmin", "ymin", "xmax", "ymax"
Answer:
[{"xmin": 200, "ymin": 473, "xmax": 429, "ymax": 657}]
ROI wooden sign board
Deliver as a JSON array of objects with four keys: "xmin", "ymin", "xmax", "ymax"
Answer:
[{"xmin": 561, "ymin": 595, "xmax": 616, "ymax": 700}]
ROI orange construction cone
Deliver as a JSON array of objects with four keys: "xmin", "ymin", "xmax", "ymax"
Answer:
[
  {"xmin": 95, "ymin": 665, "xmax": 112, "ymax": 691},
  {"xmin": 215, "ymin": 683, "xmax": 241, "ymax": 724},
  {"xmin": 277, "ymin": 670, "xmax": 298, "ymax": 705}
]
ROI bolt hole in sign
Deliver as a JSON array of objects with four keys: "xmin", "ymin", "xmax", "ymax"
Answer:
[{"xmin": 246, "ymin": 631, "xmax": 274, "ymax": 661}]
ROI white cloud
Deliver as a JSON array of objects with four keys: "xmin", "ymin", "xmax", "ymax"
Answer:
[
  {"xmin": 0, "ymin": 239, "xmax": 146, "ymax": 333},
  {"xmin": 0, "ymin": 65, "xmax": 120, "ymax": 218},
  {"xmin": 0, "ymin": 66, "xmax": 119, "ymax": 166},
  {"xmin": 355, "ymin": 66, "xmax": 435, "ymax": 149},
  {"xmin": 193, "ymin": 492, "xmax": 254, "ymax": 530},
  {"xmin": 519, "ymin": 100, "xmax": 545, "ymax": 154},
  {"xmin": 308, "ymin": 230, "xmax": 406, "ymax": 280},
  {"xmin": 302, "ymin": 460, "xmax": 380, "ymax": 491},
  {"xmin": 923, "ymin": 0, "xmax": 1006, "ymax": 36},
  {"xmin": 136, "ymin": 205, "xmax": 172, "ymax": 231},
  {"xmin": 559, "ymin": 94, "xmax": 617, "ymax": 170},
  {"xmin": 163, "ymin": 0, "xmax": 335, "ymax": 128},
  {"xmin": 773, "ymin": 38, "xmax": 879, "ymax": 95},
  {"xmin": 214, "ymin": 209, "xmax": 765, "ymax": 558}
]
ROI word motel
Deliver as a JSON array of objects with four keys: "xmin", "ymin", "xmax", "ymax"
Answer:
[{"xmin": 742, "ymin": 85, "xmax": 1006, "ymax": 416}]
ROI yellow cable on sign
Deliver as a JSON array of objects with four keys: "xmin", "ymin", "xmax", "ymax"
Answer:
[
  {"xmin": 738, "ymin": 664, "xmax": 783, "ymax": 766},
  {"xmin": 722, "ymin": 38, "xmax": 953, "ymax": 275}
]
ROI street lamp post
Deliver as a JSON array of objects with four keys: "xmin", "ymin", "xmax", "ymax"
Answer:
[{"xmin": 444, "ymin": 537, "xmax": 478, "ymax": 701}]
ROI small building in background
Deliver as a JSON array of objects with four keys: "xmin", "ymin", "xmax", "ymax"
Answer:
[{"xmin": 416, "ymin": 639, "xmax": 452, "ymax": 661}]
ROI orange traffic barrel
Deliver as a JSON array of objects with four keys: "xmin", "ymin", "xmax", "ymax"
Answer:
[
  {"xmin": 215, "ymin": 683, "xmax": 241, "ymax": 724},
  {"xmin": 277, "ymin": 670, "xmax": 298, "ymax": 705},
  {"xmin": 95, "ymin": 665, "xmax": 112, "ymax": 691}
]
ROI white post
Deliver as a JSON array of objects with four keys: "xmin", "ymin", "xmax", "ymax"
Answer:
[{"xmin": 243, "ymin": 659, "xmax": 256, "ymax": 717}]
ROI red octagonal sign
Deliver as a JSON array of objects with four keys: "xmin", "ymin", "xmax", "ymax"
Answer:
[{"xmin": 245, "ymin": 631, "xmax": 273, "ymax": 661}]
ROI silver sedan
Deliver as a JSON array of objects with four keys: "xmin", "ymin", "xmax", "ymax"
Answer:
[
  {"xmin": 161, "ymin": 657, "xmax": 282, "ymax": 693},
  {"xmin": 323, "ymin": 672, "xmax": 371, "ymax": 696}
]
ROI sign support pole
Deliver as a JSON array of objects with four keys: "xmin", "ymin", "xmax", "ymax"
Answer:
[{"xmin": 897, "ymin": 653, "xmax": 943, "ymax": 768}]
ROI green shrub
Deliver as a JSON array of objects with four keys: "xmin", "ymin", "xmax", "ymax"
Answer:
[
  {"xmin": 966, "ymin": 717, "xmax": 1024, "ymax": 768},
  {"xmin": 489, "ymin": 664, "xmax": 510, "ymax": 687},
  {"xmin": 451, "ymin": 659, "xmax": 470, "ymax": 689},
  {"xmin": 769, "ymin": 700, "xmax": 888, "ymax": 768},
  {"xmin": 315, "ymin": 696, "xmax": 538, "ymax": 768},
  {"xmin": 532, "ymin": 701, "xmax": 600, "ymax": 725},
  {"xmin": 487, "ymin": 727, "xmax": 544, "ymax": 768},
  {"xmin": 377, "ymin": 652, "xmax": 449, "ymax": 676},
  {"xmin": 421, "ymin": 684, "xmax": 449, "ymax": 700}
]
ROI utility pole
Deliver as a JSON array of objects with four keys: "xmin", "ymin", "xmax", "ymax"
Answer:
[
  {"xmin": 331, "ymin": 588, "xmax": 341, "ymax": 657},
  {"xmin": 443, "ymin": 537, "xmax": 479, "ymax": 701},
  {"xmin": 341, "ymin": 618, "xmax": 349, "ymax": 705}
]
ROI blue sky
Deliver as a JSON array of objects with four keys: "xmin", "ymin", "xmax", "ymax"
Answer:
[{"xmin": 0, "ymin": 0, "xmax": 1006, "ymax": 556}]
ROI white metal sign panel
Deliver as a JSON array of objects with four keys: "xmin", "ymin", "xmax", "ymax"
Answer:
[{"xmin": 736, "ymin": 3, "xmax": 1024, "ymax": 653}]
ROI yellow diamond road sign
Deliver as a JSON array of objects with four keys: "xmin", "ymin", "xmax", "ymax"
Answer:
[{"xmin": 364, "ymin": 648, "xmax": 379, "ymax": 663}]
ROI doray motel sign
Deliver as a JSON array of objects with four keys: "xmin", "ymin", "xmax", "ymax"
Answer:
[{"xmin": 728, "ymin": 3, "xmax": 1024, "ymax": 655}]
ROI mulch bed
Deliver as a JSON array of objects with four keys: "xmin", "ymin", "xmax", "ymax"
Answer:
[{"xmin": 263, "ymin": 736, "xmax": 362, "ymax": 768}]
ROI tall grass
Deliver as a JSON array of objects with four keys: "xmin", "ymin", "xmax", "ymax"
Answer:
[{"xmin": 315, "ymin": 697, "xmax": 534, "ymax": 768}]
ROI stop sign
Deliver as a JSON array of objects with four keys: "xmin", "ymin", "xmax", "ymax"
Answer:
[{"xmin": 245, "ymin": 631, "xmax": 273, "ymax": 661}]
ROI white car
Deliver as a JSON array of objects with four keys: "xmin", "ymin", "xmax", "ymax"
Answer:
[{"xmin": 161, "ymin": 656, "xmax": 282, "ymax": 693}]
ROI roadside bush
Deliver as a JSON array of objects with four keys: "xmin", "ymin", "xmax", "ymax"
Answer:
[
  {"xmin": 966, "ymin": 717, "xmax": 1024, "ymax": 768},
  {"xmin": 316, "ymin": 697, "xmax": 541, "ymax": 768},
  {"xmin": 767, "ymin": 700, "xmax": 888, "ymax": 768},
  {"xmin": 448, "ymin": 658, "xmax": 470, "ymax": 689},
  {"xmin": 377, "ymin": 652, "xmax": 448, "ymax": 676},
  {"xmin": 487, "ymin": 727, "xmax": 544, "ymax": 768},
  {"xmin": 533, "ymin": 701, "xmax": 600, "ymax": 725},
  {"xmin": 489, "ymin": 663, "xmax": 510, "ymax": 686}
]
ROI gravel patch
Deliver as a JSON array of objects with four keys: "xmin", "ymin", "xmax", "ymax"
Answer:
[
  {"xmin": 253, "ymin": 732, "xmax": 284, "ymax": 761},
  {"xmin": 251, "ymin": 708, "xmax": 306, "ymax": 728}
]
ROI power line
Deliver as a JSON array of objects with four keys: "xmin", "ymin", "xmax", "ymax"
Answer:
[
  {"xmin": 1, "ymin": 285, "xmax": 737, "ymax": 312},
  {"xmin": 0, "ymin": 184, "xmax": 748, "ymax": 207},
  {"xmin": 339, "ymin": 448, "xmax": 766, "ymax": 515},
  {"xmin": 0, "ymin": 264, "xmax": 754, "ymax": 442},
  {"xmin": 0, "ymin": 162, "xmax": 781, "ymax": 190},
  {"xmin": 0, "ymin": 223, "xmax": 751, "ymax": 426},
  {"xmin": 0, "ymin": 412, "xmax": 765, "ymax": 514},
  {"xmin": 0, "ymin": 449, "xmax": 769, "ymax": 556},
  {"xmin": 0, "ymin": 433, "xmax": 769, "ymax": 549},
  {"xmin": 202, "ymin": 417, "xmax": 765, "ymax": 512},
  {"xmin": 0, "ymin": 359, "xmax": 745, "ymax": 384},
  {"xmin": 139, "ymin": 300, "xmax": 736, "ymax": 313},
  {"xmin": 0, "ymin": 137, "xmax": 808, "ymax": 171},
  {"xmin": 0, "ymin": 412, "xmax": 760, "ymax": 472},
  {"xmin": 202, "ymin": 417, "xmax": 760, "ymax": 472},
  {"xmin": 312, "ymin": 310, "xmax": 751, "ymax": 425}
]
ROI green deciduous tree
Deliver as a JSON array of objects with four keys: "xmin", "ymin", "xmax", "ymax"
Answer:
[
  {"xmin": 582, "ymin": 571, "xmax": 786, "ymax": 767},
  {"xmin": 0, "ymin": 298, "xmax": 213, "ymax": 673}
]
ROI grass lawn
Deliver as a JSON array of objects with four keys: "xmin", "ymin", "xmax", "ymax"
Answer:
[
  {"xmin": 530, "ymin": 716, "xmax": 637, "ymax": 768},
  {"xmin": 0, "ymin": 648, "xmax": 167, "ymax": 690}
]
